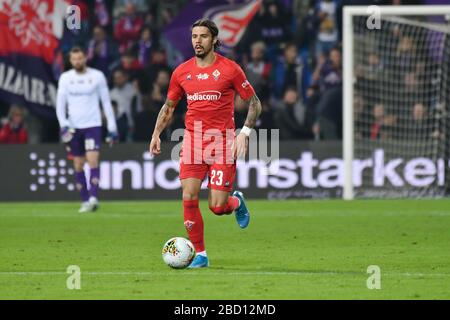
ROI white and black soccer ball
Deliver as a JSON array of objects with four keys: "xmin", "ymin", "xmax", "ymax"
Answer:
[{"xmin": 162, "ymin": 237, "xmax": 195, "ymax": 269}]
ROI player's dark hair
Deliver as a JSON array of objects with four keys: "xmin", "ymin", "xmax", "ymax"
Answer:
[
  {"xmin": 69, "ymin": 46, "xmax": 86, "ymax": 56},
  {"xmin": 191, "ymin": 19, "xmax": 221, "ymax": 51}
]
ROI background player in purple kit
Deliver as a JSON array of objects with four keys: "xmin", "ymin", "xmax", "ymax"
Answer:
[{"xmin": 56, "ymin": 47, "xmax": 118, "ymax": 213}]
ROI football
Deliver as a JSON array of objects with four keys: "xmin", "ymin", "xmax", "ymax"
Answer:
[{"xmin": 162, "ymin": 237, "xmax": 195, "ymax": 269}]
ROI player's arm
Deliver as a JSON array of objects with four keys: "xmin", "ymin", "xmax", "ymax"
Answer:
[
  {"xmin": 230, "ymin": 61, "xmax": 262, "ymax": 158},
  {"xmin": 234, "ymin": 93, "xmax": 262, "ymax": 158},
  {"xmin": 243, "ymin": 94, "xmax": 262, "ymax": 129},
  {"xmin": 56, "ymin": 76, "xmax": 74, "ymax": 143},
  {"xmin": 56, "ymin": 76, "xmax": 69, "ymax": 128},
  {"xmin": 149, "ymin": 99, "xmax": 180, "ymax": 156},
  {"xmin": 150, "ymin": 67, "xmax": 183, "ymax": 156},
  {"xmin": 98, "ymin": 73, "xmax": 118, "ymax": 133}
]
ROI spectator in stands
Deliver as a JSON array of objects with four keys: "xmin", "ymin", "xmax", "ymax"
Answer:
[
  {"xmin": 234, "ymin": 96, "xmax": 248, "ymax": 129},
  {"xmin": 257, "ymin": 100, "xmax": 276, "ymax": 131},
  {"xmin": 144, "ymin": 8, "xmax": 156, "ymax": 26},
  {"xmin": 408, "ymin": 102, "xmax": 431, "ymax": 140},
  {"xmin": 369, "ymin": 103, "xmax": 396, "ymax": 141},
  {"xmin": 272, "ymin": 43, "xmax": 303, "ymax": 99},
  {"xmin": 354, "ymin": 51, "xmax": 384, "ymax": 106},
  {"xmin": 260, "ymin": 0, "xmax": 292, "ymax": 47},
  {"xmin": 396, "ymin": 36, "xmax": 416, "ymax": 70},
  {"xmin": 364, "ymin": 52, "xmax": 383, "ymax": 82},
  {"xmin": 114, "ymin": 3, "xmax": 144, "ymax": 53},
  {"xmin": 353, "ymin": 94, "xmax": 370, "ymax": 140},
  {"xmin": 315, "ymin": 0, "xmax": 339, "ymax": 60},
  {"xmin": 139, "ymin": 48, "xmax": 171, "ymax": 93},
  {"xmin": 273, "ymin": 87, "xmax": 311, "ymax": 140},
  {"xmin": 135, "ymin": 67, "xmax": 179, "ymax": 142},
  {"xmin": 113, "ymin": 0, "xmax": 149, "ymax": 19},
  {"xmin": 403, "ymin": 71, "xmax": 419, "ymax": 94},
  {"xmin": 135, "ymin": 26, "xmax": 158, "ymax": 67},
  {"xmin": 120, "ymin": 49, "xmax": 144, "ymax": 80},
  {"xmin": 110, "ymin": 69, "xmax": 138, "ymax": 141},
  {"xmin": 245, "ymin": 41, "xmax": 272, "ymax": 100},
  {"xmin": 370, "ymin": 103, "xmax": 385, "ymax": 140},
  {"xmin": 160, "ymin": 7, "xmax": 175, "ymax": 27},
  {"xmin": 0, "ymin": 106, "xmax": 28, "ymax": 144},
  {"xmin": 150, "ymin": 69, "xmax": 170, "ymax": 108},
  {"xmin": 311, "ymin": 47, "xmax": 342, "ymax": 140},
  {"xmin": 87, "ymin": 25, "xmax": 119, "ymax": 78},
  {"xmin": 312, "ymin": 47, "xmax": 342, "ymax": 92},
  {"xmin": 293, "ymin": 0, "xmax": 317, "ymax": 55},
  {"xmin": 233, "ymin": 94, "xmax": 276, "ymax": 136},
  {"xmin": 94, "ymin": 0, "xmax": 113, "ymax": 33}
]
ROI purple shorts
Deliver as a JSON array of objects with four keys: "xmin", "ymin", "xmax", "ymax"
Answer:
[{"xmin": 69, "ymin": 127, "xmax": 102, "ymax": 156}]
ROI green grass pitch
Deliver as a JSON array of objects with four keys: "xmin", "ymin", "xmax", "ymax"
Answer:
[{"xmin": 1, "ymin": 199, "xmax": 449, "ymax": 299}]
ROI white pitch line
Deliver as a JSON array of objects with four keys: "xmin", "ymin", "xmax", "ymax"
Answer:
[{"xmin": 0, "ymin": 271, "xmax": 449, "ymax": 277}]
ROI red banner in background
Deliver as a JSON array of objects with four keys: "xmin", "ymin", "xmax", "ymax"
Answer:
[
  {"xmin": 0, "ymin": 0, "xmax": 68, "ymax": 63},
  {"xmin": 164, "ymin": 0, "xmax": 262, "ymax": 60},
  {"xmin": 0, "ymin": 0, "xmax": 69, "ymax": 117}
]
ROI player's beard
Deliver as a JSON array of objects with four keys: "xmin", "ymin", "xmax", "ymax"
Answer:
[
  {"xmin": 73, "ymin": 64, "xmax": 87, "ymax": 73},
  {"xmin": 195, "ymin": 45, "xmax": 212, "ymax": 59}
]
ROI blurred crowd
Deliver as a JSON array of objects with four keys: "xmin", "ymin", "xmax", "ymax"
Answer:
[
  {"xmin": 352, "ymin": 14, "xmax": 446, "ymax": 143},
  {"xmin": 0, "ymin": 0, "xmax": 426, "ymax": 144}
]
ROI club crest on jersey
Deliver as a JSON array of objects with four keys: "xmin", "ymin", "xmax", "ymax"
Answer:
[
  {"xmin": 184, "ymin": 220, "xmax": 195, "ymax": 231},
  {"xmin": 212, "ymin": 69, "xmax": 220, "ymax": 81},
  {"xmin": 187, "ymin": 74, "xmax": 192, "ymax": 80},
  {"xmin": 196, "ymin": 73, "xmax": 209, "ymax": 80}
]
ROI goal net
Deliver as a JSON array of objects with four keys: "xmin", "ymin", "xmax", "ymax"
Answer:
[{"xmin": 343, "ymin": 6, "xmax": 450, "ymax": 199}]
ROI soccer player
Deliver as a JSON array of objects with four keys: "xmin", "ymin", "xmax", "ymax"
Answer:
[
  {"xmin": 149, "ymin": 19, "xmax": 262, "ymax": 268},
  {"xmin": 56, "ymin": 47, "xmax": 118, "ymax": 213}
]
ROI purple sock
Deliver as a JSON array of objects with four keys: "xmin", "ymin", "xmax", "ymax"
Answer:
[
  {"xmin": 75, "ymin": 171, "xmax": 89, "ymax": 202},
  {"xmin": 89, "ymin": 167, "xmax": 100, "ymax": 198}
]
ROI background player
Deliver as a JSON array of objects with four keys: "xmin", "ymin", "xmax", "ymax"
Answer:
[
  {"xmin": 56, "ymin": 47, "xmax": 118, "ymax": 213},
  {"xmin": 149, "ymin": 19, "xmax": 262, "ymax": 268}
]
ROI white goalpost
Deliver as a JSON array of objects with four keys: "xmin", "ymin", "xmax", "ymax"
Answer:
[{"xmin": 343, "ymin": 5, "xmax": 450, "ymax": 200}]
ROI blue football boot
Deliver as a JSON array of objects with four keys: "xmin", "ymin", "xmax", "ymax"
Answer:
[
  {"xmin": 233, "ymin": 190, "xmax": 250, "ymax": 229},
  {"xmin": 187, "ymin": 255, "xmax": 209, "ymax": 269}
]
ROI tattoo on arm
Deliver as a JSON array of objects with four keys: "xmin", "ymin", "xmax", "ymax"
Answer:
[
  {"xmin": 152, "ymin": 99, "xmax": 178, "ymax": 137},
  {"xmin": 244, "ymin": 94, "xmax": 262, "ymax": 129}
]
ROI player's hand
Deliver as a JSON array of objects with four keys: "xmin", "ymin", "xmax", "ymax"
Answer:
[
  {"xmin": 233, "ymin": 133, "xmax": 248, "ymax": 159},
  {"xmin": 149, "ymin": 136, "xmax": 161, "ymax": 156},
  {"xmin": 106, "ymin": 131, "xmax": 119, "ymax": 147},
  {"xmin": 60, "ymin": 127, "xmax": 75, "ymax": 144}
]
